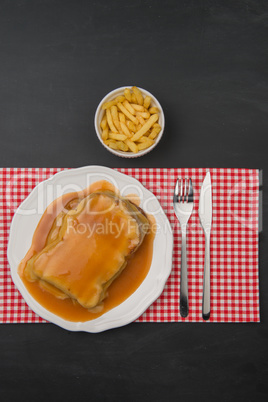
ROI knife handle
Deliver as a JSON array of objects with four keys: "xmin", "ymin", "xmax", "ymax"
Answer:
[
  {"xmin": 180, "ymin": 231, "xmax": 189, "ymax": 318},
  {"xmin": 202, "ymin": 233, "xmax": 210, "ymax": 320}
]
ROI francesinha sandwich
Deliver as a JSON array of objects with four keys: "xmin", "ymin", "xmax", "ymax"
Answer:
[{"xmin": 22, "ymin": 190, "xmax": 149, "ymax": 310}]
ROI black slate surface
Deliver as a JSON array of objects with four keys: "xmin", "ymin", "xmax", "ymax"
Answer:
[{"xmin": 0, "ymin": 1, "xmax": 267, "ymax": 401}]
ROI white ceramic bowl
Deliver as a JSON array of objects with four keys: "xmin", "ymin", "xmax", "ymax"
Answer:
[{"xmin": 94, "ymin": 86, "xmax": 165, "ymax": 158}]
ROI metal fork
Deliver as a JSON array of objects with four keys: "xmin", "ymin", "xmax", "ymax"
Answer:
[{"xmin": 173, "ymin": 178, "xmax": 194, "ymax": 318}]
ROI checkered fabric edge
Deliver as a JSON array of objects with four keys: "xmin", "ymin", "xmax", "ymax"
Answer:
[{"xmin": 0, "ymin": 168, "xmax": 260, "ymax": 323}]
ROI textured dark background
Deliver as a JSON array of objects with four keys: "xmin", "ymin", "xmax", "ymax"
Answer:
[{"xmin": 0, "ymin": 1, "xmax": 267, "ymax": 401}]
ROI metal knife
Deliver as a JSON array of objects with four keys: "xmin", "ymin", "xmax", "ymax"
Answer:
[{"xmin": 199, "ymin": 171, "xmax": 212, "ymax": 320}]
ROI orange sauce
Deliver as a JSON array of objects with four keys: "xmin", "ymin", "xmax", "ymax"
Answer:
[{"xmin": 19, "ymin": 180, "xmax": 155, "ymax": 322}]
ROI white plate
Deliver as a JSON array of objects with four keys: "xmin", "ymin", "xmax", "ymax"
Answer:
[{"xmin": 7, "ymin": 166, "xmax": 173, "ymax": 332}]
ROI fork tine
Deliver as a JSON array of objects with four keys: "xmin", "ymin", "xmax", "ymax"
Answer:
[
  {"xmin": 173, "ymin": 178, "xmax": 179, "ymax": 203},
  {"xmin": 188, "ymin": 178, "xmax": 193, "ymax": 202},
  {"xmin": 174, "ymin": 178, "xmax": 194, "ymax": 203},
  {"xmin": 184, "ymin": 178, "xmax": 188, "ymax": 202},
  {"xmin": 174, "ymin": 178, "xmax": 179, "ymax": 196},
  {"xmin": 180, "ymin": 179, "xmax": 183, "ymax": 202}
]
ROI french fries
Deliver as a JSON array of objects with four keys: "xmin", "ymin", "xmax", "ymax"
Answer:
[
  {"xmin": 131, "ymin": 114, "xmax": 159, "ymax": 142},
  {"xmin": 100, "ymin": 87, "xmax": 162, "ymax": 153}
]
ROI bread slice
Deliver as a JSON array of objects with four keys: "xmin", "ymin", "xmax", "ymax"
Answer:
[{"xmin": 23, "ymin": 191, "xmax": 149, "ymax": 309}]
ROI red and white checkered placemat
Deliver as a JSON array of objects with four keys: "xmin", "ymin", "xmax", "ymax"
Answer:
[{"xmin": 0, "ymin": 168, "xmax": 260, "ymax": 323}]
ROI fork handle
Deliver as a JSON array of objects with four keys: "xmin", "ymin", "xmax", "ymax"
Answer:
[
  {"xmin": 202, "ymin": 233, "xmax": 211, "ymax": 320},
  {"xmin": 180, "ymin": 231, "xmax": 189, "ymax": 317}
]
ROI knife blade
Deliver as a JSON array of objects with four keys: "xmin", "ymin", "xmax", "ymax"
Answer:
[{"xmin": 199, "ymin": 171, "xmax": 212, "ymax": 320}]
